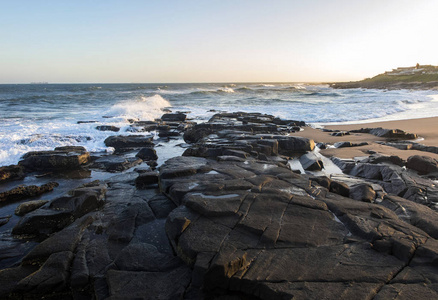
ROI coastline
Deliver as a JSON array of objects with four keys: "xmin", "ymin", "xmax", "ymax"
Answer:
[
  {"xmin": 1, "ymin": 110, "xmax": 438, "ymax": 299},
  {"xmin": 293, "ymin": 116, "xmax": 438, "ymax": 160}
]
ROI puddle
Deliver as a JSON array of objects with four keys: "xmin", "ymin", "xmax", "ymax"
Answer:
[{"xmin": 191, "ymin": 193, "xmax": 240, "ymax": 199}]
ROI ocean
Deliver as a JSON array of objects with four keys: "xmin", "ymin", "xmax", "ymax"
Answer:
[{"xmin": 0, "ymin": 83, "xmax": 437, "ymax": 167}]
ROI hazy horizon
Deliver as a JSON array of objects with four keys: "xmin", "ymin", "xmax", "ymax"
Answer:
[{"xmin": 1, "ymin": 0, "xmax": 437, "ymax": 84}]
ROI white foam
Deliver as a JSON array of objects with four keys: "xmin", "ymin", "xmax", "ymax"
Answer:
[
  {"xmin": 218, "ymin": 87, "xmax": 235, "ymax": 93},
  {"xmin": 0, "ymin": 94, "xmax": 172, "ymax": 166},
  {"xmin": 104, "ymin": 95, "xmax": 171, "ymax": 121}
]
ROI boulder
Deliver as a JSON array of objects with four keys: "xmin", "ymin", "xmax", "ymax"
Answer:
[
  {"xmin": 95, "ymin": 125, "xmax": 120, "ymax": 132},
  {"xmin": 136, "ymin": 148, "xmax": 158, "ymax": 160},
  {"xmin": 0, "ymin": 182, "xmax": 58, "ymax": 203},
  {"xmin": 351, "ymin": 127, "xmax": 417, "ymax": 140},
  {"xmin": 329, "ymin": 180, "xmax": 350, "ymax": 197},
  {"xmin": 299, "ymin": 152, "xmax": 324, "ymax": 171},
  {"xmin": 349, "ymin": 183, "xmax": 376, "ymax": 202},
  {"xmin": 161, "ymin": 113, "xmax": 187, "ymax": 122},
  {"xmin": 15, "ymin": 200, "xmax": 49, "ymax": 216},
  {"xmin": 277, "ymin": 136, "xmax": 315, "ymax": 155},
  {"xmin": 135, "ymin": 171, "xmax": 159, "ymax": 188},
  {"xmin": 0, "ymin": 165, "xmax": 25, "ymax": 183},
  {"xmin": 406, "ymin": 155, "xmax": 438, "ymax": 175},
  {"xmin": 362, "ymin": 154, "xmax": 405, "ymax": 166},
  {"xmin": 310, "ymin": 176, "xmax": 332, "ymax": 189}
]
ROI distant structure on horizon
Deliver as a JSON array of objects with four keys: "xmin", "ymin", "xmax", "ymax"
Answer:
[
  {"xmin": 30, "ymin": 82, "xmax": 48, "ymax": 84},
  {"xmin": 384, "ymin": 64, "xmax": 438, "ymax": 76}
]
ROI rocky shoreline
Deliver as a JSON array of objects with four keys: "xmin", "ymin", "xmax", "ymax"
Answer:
[
  {"xmin": 330, "ymin": 80, "xmax": 438, "ymax": 90},
  {"xmin": 0, "ymin": 111, "xmax": 437, "ymax": 299}
]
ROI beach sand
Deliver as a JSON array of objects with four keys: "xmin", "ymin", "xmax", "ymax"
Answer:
[{"xmin": 293, "ymin": 116, "xmax": 438, "ymax": 160}]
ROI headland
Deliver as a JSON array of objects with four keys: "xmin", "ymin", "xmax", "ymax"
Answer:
[{"xmin": 331, "ymin": 64, "xmax": 438, "ymax": 90}]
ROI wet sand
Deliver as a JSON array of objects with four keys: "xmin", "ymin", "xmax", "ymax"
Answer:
[{"xmin": 293, "ymin": 117, "xmax": 438, "ymax": 160}]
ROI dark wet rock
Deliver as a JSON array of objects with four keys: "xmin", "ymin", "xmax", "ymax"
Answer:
[
  {"xmin": 93, "ymin": 156, "xmax": 143, "ymax": 172},
  {"xmin": 0, "ymin": 182, "xmax": 58, "ymax": 203},
  {"xmin": 77, "ymin": 120, "xmax": 97, "ymax": 124},
  {"xmin": 19, "ymin": 147, "xmax": 90, "ymax": 171},
  {"xmin": 333, "ymin": 157, "xmax": 438, "ymax": 208},
  {"xmin": 380, "ymin": 195, "xmax": 438, "ymax": 239},
  {"xmin": 0, "ymin": 164, "xmax": 25, "ymax": 183},
  {"xmin": 12, "ymin": 209, "xmax": 74, "ymax": 237},
  {"xmin": 183, "ymin": 127, "xmax": 215, "ymax": 143},
  {"xmin": 385, "ymin": 142, "xmax": 414, "ymax": 150},
  {"xmin": 223, "ymin": 149, "xmax": 249, "ymax": 159},
  {"xmin": 0, "ymin": 215, "xmax": 11, "ymax": 227},
  {"xmin": 362, "ymin": 154, "xmax": 405, "ymax": 166},
  {"xmin": 299, "ymin": 152, "xmax": 324, "ymax": 171},
  {"xmin": 107, "ymin": 202, "xmax": 155, "ymax": 243},
  {"xmin": 310, "ymin": 175, "xmax": 332, "ymax": 189},
  {"xmin": 316, "ymin": 142, "xmax": 327, "ymax": 149},
  {"xmin": 334, "ymin": 141, "xmax": 369, "ymax": 148},
  {"xmin": 277, "ymin": 136, "xmax": 315, "ymax": 155},
  {"xmin": 331, "ymin": 157, "xmax": 356, "ymax": 174},
  {"xmin": 410, "ymin": 142, "xmax": 438, "ymax": 154},
  {"xmin": 349, "ymin": 183, "xmax": 376, "ymax": 202},
  {"xmin": 135, "ymin": 171, "xmax": 159, "ymax": 188},
  {"xmin": 158, "ymin": 155, "xmax": 438, "ymax": 299},
  {"xmin": 96, "ymin": 125, "xmax": 120, "ymax": 132},
  {"xmin": 331, "ymin": 131, "xmax": 350, "ymax": 136},
  {"xmin": 160, "ymin": 156, "xmax": 210, "ymax": 180},
  {"xmin": 149, "ymin": 194, "xmax": 177, "ymax": 218},
  {"xmin": 329, "ymin": 180, "xmax": 350, "ymax": 197},
  {"xmin": 3, "ymin": 111, "xmax": 438, "ymax": 300},
  {"xmin": 12, "ymin": 182, "xmax": 106, "ymax": 237},
  {"xmin": 15, "ymin": 200, "xmax": 49, "ymax": 216},
  {"xmin": 158, "ymin": 129, "xmax": 181, "ymax": 138},
  {"xmin": 104, "ymin": 135, "xmax": 154, "ymax": 150},
  {"xmin": 350, "ymin": 127, "xmax": 417, "ymax": 140},
  {"xmin": 106, "ymin": 266, "xmax": 191, "ymax": 299},
  {"xmin": 272, "ymin": 117, "xmax": 305, "ymax": 126},
  {"xmin": 16, "ymin": 251, "xmax": 74, "ymax": 294},
  {"xmin": 406, "ymin": 155, "xmax": 438, "ymax": 175},
  {"xmin": 217, "ymin": 155, "xmax": 246, "ymax": 162},
  {"xmin": 113, "ymin": 242, "xmax": 183, "ymax": 272},
  {"xmin": 161, "ymin": 113, "xmax": 187, "ymax": 122}
]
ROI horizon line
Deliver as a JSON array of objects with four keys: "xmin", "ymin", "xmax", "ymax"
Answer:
[{"xmin": 0, "ymin": 80, "xmax": 347, "ymax": 85}]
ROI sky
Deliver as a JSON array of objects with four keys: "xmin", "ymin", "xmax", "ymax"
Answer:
[{"xmin": 1, "ymin": 0, "xmax": 437, "ymax": 83}]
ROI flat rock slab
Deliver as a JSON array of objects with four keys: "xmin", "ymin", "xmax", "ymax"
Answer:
[
  {"xmin": 160, "ymin": 155, "xmax": 438, "ymax": 299},
  {"xmin": 104, "ymin": 135, "xmax": 154, "ymax": 150},
  {"xmin": 93, "ymin": 156, "xmax": 143, "ymax": 172},
  {"xmin": 106, "ymin": 266, "xmax": 191, "ymax": 299},
  {"xmin": 19, "ymin": 147, "xmax": 90, "ymax": 171}
]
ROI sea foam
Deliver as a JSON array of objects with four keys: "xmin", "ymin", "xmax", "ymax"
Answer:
[{"xmin": 104, "ymin": 95, "xmax": 171, "ymax": 122}]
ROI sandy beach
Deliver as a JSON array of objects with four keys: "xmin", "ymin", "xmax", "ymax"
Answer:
[{"xmin": 292, "ymin": 116, "xmax": 438, "ymax": 160}]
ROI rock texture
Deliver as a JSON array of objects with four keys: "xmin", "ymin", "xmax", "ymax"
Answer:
[
  {"xmin": 0, "ymin": 165, "xmax": 25, "ymax": 183},
  {"xmin": 0, "ymin": 112, "xmax": 437, "ymax": 299},
  {"xmin": 19, "ymin": 146, "xmax": 90, "ymax": 171},
  {"xmin": 0, "ymin": 182, "xmax": 58, "ymax": 203}
]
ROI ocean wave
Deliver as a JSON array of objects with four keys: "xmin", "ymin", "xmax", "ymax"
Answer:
[
  {"xmin": 217, "ymin": 87, "xmax": 235, "ymax": 93},
  {"xmin": 302, "ymin": 92, "xmax": 342, "ymax": 97},
  {"xmin": 189, "ymin": 88, "xmax": 235, "ymax": 96},
  {"xmin": 104, "ymin": 95, "xmax": 171, "ymax": 121}
]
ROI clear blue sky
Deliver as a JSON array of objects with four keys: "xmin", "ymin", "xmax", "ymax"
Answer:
[{"xmin": 1, "ymin": 0, "xmax": 437, "ymax": 83}]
